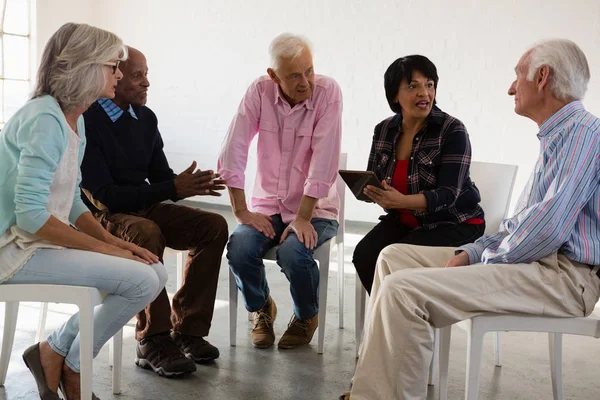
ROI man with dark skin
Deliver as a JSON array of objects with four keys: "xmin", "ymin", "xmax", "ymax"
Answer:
[{"xmin": 80, "ymin": 47, "xmax": 228, "ymax": 377}]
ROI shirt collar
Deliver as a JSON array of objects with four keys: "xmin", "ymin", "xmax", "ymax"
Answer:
[
  {"xmin": 98, "ymin": 98, "xmax": 138, "ymax": 122},
  {"xmin": 537, "ymin": 100, "xmax": 585, "ymax": 140},
  {"xmin": 273, "ymin": 83, "xmax": 314, "ymax": 110}
]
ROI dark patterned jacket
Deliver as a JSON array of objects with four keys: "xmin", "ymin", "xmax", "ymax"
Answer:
[{"xmin": 367, "ymin": 106, "xmax": 484, "ymax": 229}]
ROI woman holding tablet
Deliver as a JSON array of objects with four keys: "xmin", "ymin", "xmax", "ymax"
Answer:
[{"xmin": 352, "ymin": 55, "xmax": 485, "ymax": 293}]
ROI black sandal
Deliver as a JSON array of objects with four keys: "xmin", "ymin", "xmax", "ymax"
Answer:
[{"xmin": 22, "ymin": 343, "xmax": 62, "ymax": 400}]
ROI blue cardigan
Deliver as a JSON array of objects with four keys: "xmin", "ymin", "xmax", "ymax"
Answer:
[{"xmin": 0, "ymin": 95, "xmax": 89, "ymax": 236}]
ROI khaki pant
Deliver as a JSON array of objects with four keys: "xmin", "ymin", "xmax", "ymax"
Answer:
[{"xmin": 350, "ymin": 244, "xmax": 600, "ymax": 400}]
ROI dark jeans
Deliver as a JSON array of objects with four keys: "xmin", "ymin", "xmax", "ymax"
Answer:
[
  {"xmin": 353, "ymin": 217, "xmax": 485, "ymax": 293},
  {"xmin": 226, "ymin": 214, "xmax": 338, "ymax": 320},
  {"xmin": 96, "ymin": 202, "xmax": 228, "ymax": 341}
]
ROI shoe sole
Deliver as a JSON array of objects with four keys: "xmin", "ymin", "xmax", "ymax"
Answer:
[
  {"xmin": 134, "ymin": 357, "xmax": 195, "ymax": 377},
  {"xmin": 251, "ymin": 341, "xmax": 275, "ymax": 349},
  {"xmin": 183, "ymin": 352, "xmax": 220, "ymax": 363},
  {"xmin": 277, "ymin": 342, "xmax": 311, "ymax": 349}
]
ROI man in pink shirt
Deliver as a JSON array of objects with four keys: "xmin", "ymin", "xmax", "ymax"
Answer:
[{"xmin": 218, "ymin": 33, "xmax": 342, "ymax": 350}]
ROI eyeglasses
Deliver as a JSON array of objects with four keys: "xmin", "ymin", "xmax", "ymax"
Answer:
[{"xmin": 102, "ymin": 60, "xmax": 120, "ymax": 75}]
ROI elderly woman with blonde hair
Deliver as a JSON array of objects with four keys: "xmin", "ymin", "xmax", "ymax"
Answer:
[{"xmin": 0, "ymin": 23, "xmax": 168, "ymax": 399}]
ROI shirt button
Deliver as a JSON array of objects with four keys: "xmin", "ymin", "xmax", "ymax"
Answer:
[
  {"xmin": 407, "ymin": 175, "xmax": 411, "ymax": 179},
  {"xmin": 410, "ymin": 157, "xmax": 414, "ymax": 160}
]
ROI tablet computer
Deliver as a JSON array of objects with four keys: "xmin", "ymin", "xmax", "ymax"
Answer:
[{"xmin": 338, "ymin": 170, "xmax": 384, "ymax": 202}]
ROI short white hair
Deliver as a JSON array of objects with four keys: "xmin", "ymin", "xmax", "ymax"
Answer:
[
  {"xmin": 526, "ymin": 39, "xmax": 590, "ymax": 101},
  {"xmin": 269, "ymin": 33, "xmax": 312, "ymax": 71},
  {"xmin": 33, "ymin": 22, "xmax": 127, "ymax": 112}
]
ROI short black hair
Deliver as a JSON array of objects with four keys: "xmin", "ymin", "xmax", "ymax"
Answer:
[{"xmin": 384, "ymin": 55, "xmax": 439, "ymax": 114}]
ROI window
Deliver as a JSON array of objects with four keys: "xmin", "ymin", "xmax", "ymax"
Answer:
[{"xmin": 0, "ymin": 0, "xmax": 31, "ymax": 126}]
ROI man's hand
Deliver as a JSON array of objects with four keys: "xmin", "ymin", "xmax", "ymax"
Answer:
[
  {"xmin": 235, "ymin": 209, "xmax": 276, "ymax": 239},
  {"xmin": 174, "ymin": 161, "xmax": 226, "ymax": 199},
  {"xmin": 280, "ymin": 218, "xmax": 318, "ymax": 249},
  {"xmin": 364, "ymin": 181, "xmax": 405, "ymax": 209},
  {"xmin": 105, "ymin": 236, "xmax": 159, "ymax": 265},
  {"xmin": 444, "ymin": 251, "xmax": 471, "ymax": 268}
]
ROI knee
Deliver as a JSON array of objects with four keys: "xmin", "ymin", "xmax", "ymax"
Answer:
[
  {"xmin": 151, "ymin": 262, "xmax": 169, "ymax": 290},
  {"xmin": 352, "ymin": 236, "xmax": 376, "ymax": 267},
  {"xmin": 131, "ymin": 220, "xmax": 166, "ymax": 253},
  {"xmin": 226, "ymin": 228, "xmax": 262, "ymax": 268},
  {"xmin": 276, "ymin": 238, "xmax": 313, "ymax": 270},
  {"xmin": 135, "ymin": 266, "xmax": 161, "ymax": 302},
  {"xmin": 208, "ymin": 214, "xmax": 229, "ymax": 245}
]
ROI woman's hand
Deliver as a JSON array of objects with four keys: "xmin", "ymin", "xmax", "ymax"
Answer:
[
  {"xmin": 105, "ymin": 236, "xmax": 159, "ymax": 265},
  {"xmin": 364, "ymin": 181, "xmax": 405, "ymax": 209}
]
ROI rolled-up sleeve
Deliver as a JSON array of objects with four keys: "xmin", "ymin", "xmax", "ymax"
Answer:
[
  {"xmin": 217, "ymin": 81, "xmax": 261, "ymax": 190},
  {"xmin": 303, "ymin": 83, "xmax": 343, "ymax": 199},
  {"xmin": 14, "ymin": 115, "xmax": 65, "ymax": 233},
  {"xmin": 421, "ymin": 122, "xmax": 472, "ymax": 213}
]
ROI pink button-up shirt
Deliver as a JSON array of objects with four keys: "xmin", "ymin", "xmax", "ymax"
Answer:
[{"xmin": 218, "ymin": 74, "xmax": 342, "ymax": 223}]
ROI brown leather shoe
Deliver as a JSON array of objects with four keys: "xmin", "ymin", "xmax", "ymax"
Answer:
[
  {"xmin": 339, "ymin": 392, "xmax": 351, "ymax": 399},
  {"xmin": 278, "ymin": 314, "xmax": 318, "ymax": 349},
  {"xmin": 251, "ymin": 296, "xmax": 277, "ymax": 348}
]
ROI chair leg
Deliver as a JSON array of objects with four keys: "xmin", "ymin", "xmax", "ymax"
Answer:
[
  {"xmin": 112, "ymin": 329, "xmax": 123, "ymax": 395},
  {"xmin": 78, "ymin": 299, "xmax": 94, "ymax": 400},
  {"xmin": 465, "ymin": 322, "xmax": 485, "ymax": 400},
  {"xmin": 229, "ymin": 269, "xmax": 238, "ymax": 347},
  {"xmin": 0, "ymin": 302, "xmax": 19, "ymax": 386},
  {"xmin": 549, "ymin": 333, "xmax": 564, "ymax": 400},
  {"xmin": 428, "ymin": 328, "xmax": 440, "ymax": 386},
  {"xmin": 354, "ymin": 275, "xmax": 366, "ymax": 358},
  {"xmin": 438, "ymin": 326, "xmax": 452, "ymax": 400},
  {"xmin": 35, "ymin": 303, "xmax": 49, "ymax": 344},
  {"xmin": 337, "ymin": 242, "xmax": 345, "ymax": 329},
  {"xmin": 317, "ymin": 252, "xmax": 330, "ymax": 354},
  {"xmin": 176, "ymin": 251, "xmax": 185, "ymax": 289},
  {"xmin": 493, "ymin": 331, "xmax": 502, "ymax": 367}
]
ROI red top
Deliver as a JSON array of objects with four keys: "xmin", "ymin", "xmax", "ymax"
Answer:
[{"xmin": 391, "ymin": 160, "xmax": 484, "ymax": 228}]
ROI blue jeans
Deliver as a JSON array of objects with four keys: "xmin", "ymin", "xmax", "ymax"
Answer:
[
  {"xmin": 227, "ymin": 215, "xmax": 338, "ymax": 320},
  {"xmin": 3, "ymin": 249, "xmax": 166, "ymax": 372}
]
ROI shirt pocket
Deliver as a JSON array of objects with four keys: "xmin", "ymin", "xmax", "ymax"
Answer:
[
  {"xmin": 416, "ymin": 149, "xmax": 441, "ymax": 166},
  {"xmin": 296, "ymin": 127, "xmax": 313, "ymax": 137},
  {"xmin": 259, "ymin": 120, "xmax": 279, "ymax": 133}
]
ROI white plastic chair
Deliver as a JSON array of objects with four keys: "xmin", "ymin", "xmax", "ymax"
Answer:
[
  {"xmin": 354, "ymin": 161, "xmax": 518, "ymax": 382},
  {"xmin": 438, "ymin": 313, "xmax": 600, "ymax": 400},
  {"xmin": 228, "ymin": 153, "xmax": 347, "ymax": 354},
  {"xmin": 0, "ymin": 285, "xmax": 123, "ymax": 397}
]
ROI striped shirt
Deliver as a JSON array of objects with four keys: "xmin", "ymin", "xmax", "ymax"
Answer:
[
  {"xmin": 459, "ymin": 101, "xmax": 600, "ymax": 265},
  {"xmin": 98, "ymin": 98, "xmax": 138, "ymax": 122}
]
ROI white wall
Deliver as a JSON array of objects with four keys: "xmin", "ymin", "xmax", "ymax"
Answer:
[{"xmin": 36, "ymin": 0, "xmax": 600, "ymax": 222}]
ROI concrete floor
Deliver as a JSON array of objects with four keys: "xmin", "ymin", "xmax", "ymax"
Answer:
[{"xmin": 1, "ymin": 203, "xmax": 600, "ymax": 400}]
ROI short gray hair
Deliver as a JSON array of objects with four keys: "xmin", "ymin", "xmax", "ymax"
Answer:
[
  {"xmin": 269, "ymin": 33, "xmax": 312, "ymax": 71},
  {"xmin": 526, "ymin": 39, "xmax": 590, "ymax": 101},
  {"xmin": 33, "ymin": 22, "xmax": 127, "ymax": 112}
]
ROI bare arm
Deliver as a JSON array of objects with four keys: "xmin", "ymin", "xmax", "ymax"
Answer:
[
  {"xmin": 228, "ymin": 187, "xmax": 275, "ymax": 238},
  {"xmin": 36, "ymin": 212, "xmax": 158, "ymax": 264}
]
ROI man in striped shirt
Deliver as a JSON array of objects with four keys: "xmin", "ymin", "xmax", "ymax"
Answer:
[{"xmin": 344, "ymin": 39, "xmax": 600, "ymax": 400}]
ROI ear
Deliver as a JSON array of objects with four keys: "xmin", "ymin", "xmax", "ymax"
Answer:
[
  {"xmin": 267, "ymin": 68, "xmax": 280, "ymax": 84},
  {"xmin": 536, "ymin": 65, "xmax": 551, "ymax": 92}
]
